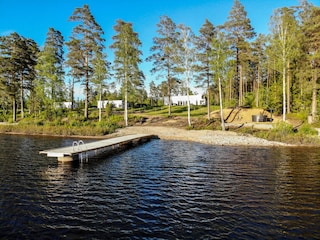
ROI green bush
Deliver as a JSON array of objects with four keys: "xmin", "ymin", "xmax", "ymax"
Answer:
[
  {"xmin": 272, "ymin": 122, "xmax": 294, "ymax": 135},
  {"xmin": 298, "ymin": 124, "xmax": 318, "ymax": 135}
]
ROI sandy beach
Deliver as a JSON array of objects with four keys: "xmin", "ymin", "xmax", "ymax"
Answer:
[{"xmin": 109, "ymin": 126, "xmax": 290, "ymax": 147}]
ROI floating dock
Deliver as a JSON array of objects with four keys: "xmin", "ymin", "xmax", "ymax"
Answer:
[{"xmin": 40, "ymin": 134, "xmax": 155, "ymax": 162}]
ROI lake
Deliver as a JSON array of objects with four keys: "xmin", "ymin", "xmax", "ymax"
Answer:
[{"xmin": 1, "ymin": 134, "xmax": 320, "ymax": 239}]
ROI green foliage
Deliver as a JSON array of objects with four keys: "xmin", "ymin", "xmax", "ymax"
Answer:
[
  {"xmin": 298, "ymin": 124, "xmax": 318, "ymax": 135},
  {"xmin": 0, "ymin": 32, "xmax": 39, "ymax": 121},
  {"xmin": 66, "ymin": 4, "xmax": 105, "ymax": 119},
  {"xmin": 105, "ymin": 103, "xmax": 113, "ymax": 117},
  {"xmin": 272, "ymin": 122, "xmax": 294, "ymax": 135},
  {"xmin": 110, "ymin": 19, "xmax": 143, "ymax": 126},
  {"xmin": 251, "ymin": 121, "xmax": 320, "ymax": 144},
  {"xmin": 243, "ymin": 92, "xmax": 255, "ymax": 108},
  {"xmin": 35, "ymin": 27, "xmax": 65, "ymax": 110},
  {"xmin": 1, "ymin": 3, "xmax": 320, "ymax": 132},
  {"xmin": 0, "ymin": 109, "xmax": 123, "ymax": 136}
]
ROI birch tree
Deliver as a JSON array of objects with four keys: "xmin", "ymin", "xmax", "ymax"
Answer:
[
  {"xmin": 177, "ymin": 24, "xmax": 196, "ymax": 127},
  {"xmin": 269, "ymin": 7, "xmax": 299, "ymax": 121},
  {"xmin": 211, "ymin": 32, "xmax": 232, "ymax": 131}
]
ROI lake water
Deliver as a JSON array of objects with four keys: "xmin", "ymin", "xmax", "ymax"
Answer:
[{"xmin": 1, "ymin": 134, "xmax": 320, "ymax": 239}]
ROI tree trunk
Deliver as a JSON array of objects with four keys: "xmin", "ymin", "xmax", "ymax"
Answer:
[
  {"xmin": 255, "ymin": 65, "xmax": 260, "ymax": 108},
  {"xmin": 207, "ymin": 83, "xmax": 210, "ymax": 120},
  {"xmin": 287, "ymin": 61, "xmax": 291, "ymax": 114},
  {"xmin": 311, "ymin": 68, "xmax": 317, "ymax": 122},
  {"xmin": 12, "ymin": 97, "xmax": 17, "ymax": 122},
  {"xmin": 167, "ymin": 67, "xmax": 171, "ymax": 116},
  {"xmin": 282, "ymin": 59, "xmax": 286, "ymax": 122},
  {"xmin": 99, "ymin": 84, "xmax": 102, "ymax": 122},
  {"xmin": 71, "ymin": 77, "xmax": 75, "ymax": 110},
  {"xmin": 20, "ymin": 77, "xmax": 24, "ymax": 119},
  {"xmin": 84, "ymin": 55, "xmax": 89, "ymax": 119},
  {"xmin": 124, "ymin": 72, "xmax": 128, "ymax": 127},
  {"xmin": 85, "ymin": 78, "xmax": 89, "ymax": 119},
  {"xmin": 187, "ymin": 90, "xmax": 191, "ymax": 127},
  {"xmin": 219, "ymin": 77, "xmax": 225, "ymax": 131},
  {"xmin": 239, "ymin": 64, "xmax": 243, "ymax": 106}
]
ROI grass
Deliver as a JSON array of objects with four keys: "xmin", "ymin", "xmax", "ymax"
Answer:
[
  {"xmin": 0, "ymin": 110, "xmax": 124, "ymax": 136},
  {"xmin": 237, "ymin": 122, "xmax": 320, "ymax": 145},
  {"xmin": 1, "ymin": 106, "xmax": 320, "ymax": 145},
  {"xmin": 137, "ymin": 105, "xmax": 218, "ymax": 117}
]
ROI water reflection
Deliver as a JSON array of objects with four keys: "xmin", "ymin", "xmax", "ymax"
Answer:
[{"xmin": 0, "ymin": 135, "xmax": 320, "ymax": 239}]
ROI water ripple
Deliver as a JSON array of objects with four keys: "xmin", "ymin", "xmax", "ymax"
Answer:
[{"xmin": 1, "ymin": 136, "xmax": 320, "ymax": 239}]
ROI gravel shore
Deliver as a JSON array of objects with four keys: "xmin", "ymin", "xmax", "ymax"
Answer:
[{"xmin": 110, "ymin": 126, "xmax": 290, "ymax": 147}]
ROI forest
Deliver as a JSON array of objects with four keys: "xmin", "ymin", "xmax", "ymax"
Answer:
[{"xmin": 0, "ymin": 0, "xmax": 319, "ymax": 129}]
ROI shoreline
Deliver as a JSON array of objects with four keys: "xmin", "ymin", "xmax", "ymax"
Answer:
[
  {"xmin": 0, "ymin": 125, "xmax": 296, "ymax": 147},
  {"xmin": 108, "ymin": 126, "xmax": 293, "ymax": 147}
]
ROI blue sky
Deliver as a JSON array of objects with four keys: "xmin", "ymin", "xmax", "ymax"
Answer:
[{"xmin": 1, "ymin": 0, "xmax": 319, "ymax": 97}]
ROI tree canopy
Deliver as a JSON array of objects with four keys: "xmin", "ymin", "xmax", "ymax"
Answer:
[{"xmin": 0, "ymin": 0, "xmax": 319, "ymax": 126}]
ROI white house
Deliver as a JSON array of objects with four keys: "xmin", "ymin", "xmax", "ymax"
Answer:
[
  {"xmin": 98, "ymin": 100, "xmax": 123, "ymax": 109},
  {"xmin": 54, "ymin": 102, "xmax": 77, "ymax": 109},
  {"xmin": 164, "ymin": 95, "xmax": 206, "ymax": 106}
]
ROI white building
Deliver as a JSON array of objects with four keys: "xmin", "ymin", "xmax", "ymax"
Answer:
[
  {"xmin": 98, "ymin": 100, "xmax": 123, "ymax": 109},
  {"xmin": 164, "ymin": 95, "xmax": 206, "ymax": 106},
  {"xmin": 54, "ymin": 102, "xmax": 77, "ymax": 109}
]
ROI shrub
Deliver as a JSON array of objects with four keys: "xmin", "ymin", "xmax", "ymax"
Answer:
[{"xmin": 298, "ymin": 124, "xmax": 318, "ymax": 136}]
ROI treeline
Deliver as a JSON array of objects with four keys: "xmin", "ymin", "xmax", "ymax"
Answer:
[{"xmin": 0, "ymin": 0, "xmax": 319, "ymax": 125}]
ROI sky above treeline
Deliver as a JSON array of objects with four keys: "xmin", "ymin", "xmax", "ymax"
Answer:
[{"xmin": 0, "ymin": 0, "xmax": 319, "ymax": 96}]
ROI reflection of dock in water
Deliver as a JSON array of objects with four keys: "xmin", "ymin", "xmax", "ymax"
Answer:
[{"xmin": 40, "ymin": 134, "xmax": 156, "ymax": 162}]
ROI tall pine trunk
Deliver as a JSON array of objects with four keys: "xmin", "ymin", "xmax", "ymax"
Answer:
[
  {"xmin": 282, "ymin": 57, "xmax": 286, "ymax": 121},
  {"xmin": 12, "ymin": 97, "xmax": 17, "ymax": 122},
  {"xmin": 311, "ymin": 68, "xmax": 317, "ymax": 123},
  {"xmin": 239, "ymin": 64, "xmax": 243, "ymax": 106},
  {"xmin": 207, "ymin": 78, "xmax": 211, "ymax": 120},
  {"xmin": 84, "ymin": 55, "xmax": 89, "ymax": 119},
  {"xmin": 167, "ymin": 66, "xmax": 171, "ymax": 116},
  {"xmin": 20, "ymin": 80, "xmax": 24, "ymax": 119},
  {"xmin": 219, "ymin": 77, "xmax": 225, "ymax": 131}
]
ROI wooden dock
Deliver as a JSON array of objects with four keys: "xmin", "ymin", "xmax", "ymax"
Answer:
[{"xmin": 40, "ymin": 134, "xmax": 155, "ymax": 162}]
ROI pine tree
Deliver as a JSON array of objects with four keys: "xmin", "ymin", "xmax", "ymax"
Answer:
[
  {"xmin": 66, "ymin": 4, "xmax": 105, "ymax": 119},
  {"xmin": 92, "ymin": 51, "xmax": 110, "ymax": 122},
  {"xmin": 300, "ymin": 3, "xmax": 320, "ymax": 122},
  {"xmin": 149, "ymin": 80, "xmax": 160, "ymax": 106},
  {"xmin": 110, "ymin": 20, "xmax": 143, "ymax": 126},
  {"xmin": 195, "ymin": 19, "xmax": 216, "ymax": 120},
  {"xmin": 36, "ymin": 28, "xmax": 65, "ymax": 112},
  {"xmin": 147, "ymin": 16, "xmax": 180, "ymax": 116},
  {"xmin": 251, "ymin": 34, "xmax": 268, "ymax": 108},
  {"xmin": 223, "ymin": 0, "xmax": 256, "ymax": 106},
  {"xmin": 0, "ymin": 33, "xmax": 38, "ymax": 121}
]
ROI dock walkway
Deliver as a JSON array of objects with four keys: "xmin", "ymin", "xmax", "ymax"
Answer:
[{"xmin": 40, "ymin": 134, "xmax": 155, "ymax": 161}]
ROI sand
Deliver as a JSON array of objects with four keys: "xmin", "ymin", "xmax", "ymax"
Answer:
[{"xmin": 109, "ymin": 126, "xmax": 290, "ymax": 147}]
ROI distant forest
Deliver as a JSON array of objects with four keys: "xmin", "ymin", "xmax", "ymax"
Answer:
[{"xmin": 0, "ymin": 0, "xmax": 319, "ymax": 123}]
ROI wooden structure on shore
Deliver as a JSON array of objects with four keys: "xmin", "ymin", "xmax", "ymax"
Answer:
[{"xmin": 40, "ymin": 134, "xmax": 156, "ymax": 162}]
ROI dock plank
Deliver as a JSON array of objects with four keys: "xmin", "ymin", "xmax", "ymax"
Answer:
[{"xmin": 39, "ymin": 134, "xmax": 154, "ymax": 160}]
